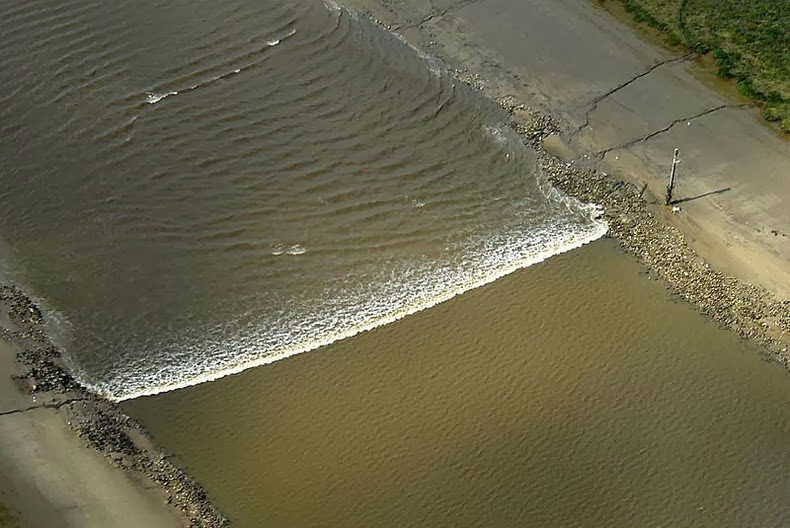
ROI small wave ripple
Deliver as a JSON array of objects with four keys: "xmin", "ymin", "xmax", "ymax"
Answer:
[{"xmin": 0, "ymin": 0, "xmax": 608, "ymax": 402}]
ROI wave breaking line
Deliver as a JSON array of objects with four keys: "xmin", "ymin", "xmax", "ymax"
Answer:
[{"xmin": 98, "ymin": 221, "xmax": 608, "ymax": 402}]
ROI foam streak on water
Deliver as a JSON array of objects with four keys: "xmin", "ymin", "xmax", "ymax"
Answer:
[
  {"xmin": 0, "ymin": 0, "xmax": 607, "ymax": 401},
  {"xmin": 145, "ymin": 29, "xmax": 296, "ymax": 105}
]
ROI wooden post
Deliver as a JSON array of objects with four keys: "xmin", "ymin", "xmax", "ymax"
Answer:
[{"xmin": 666, "ymin": 148, "xmax": 680, "ymax": 205}]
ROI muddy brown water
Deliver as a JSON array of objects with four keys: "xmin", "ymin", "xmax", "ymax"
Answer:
[
  {"xmin": 126, "ymin": 240, "xmax": 790, "ymax": 527},
  {"xmin": 1, "ymin": 0, "xmax": 789, "ymax": 525},
  {"xmin": 0, "ymin": 0, "xmax": 603, "ymax": 400}
]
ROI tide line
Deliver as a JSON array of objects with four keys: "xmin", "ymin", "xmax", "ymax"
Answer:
[{"xmin": 101, "ymin": 220, "xmax": 608, "ymax": 402}]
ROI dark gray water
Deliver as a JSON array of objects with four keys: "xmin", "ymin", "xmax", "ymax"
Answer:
[{"xmin": 0, "ymin": 0, "xmax": 604, "ymax": 399}]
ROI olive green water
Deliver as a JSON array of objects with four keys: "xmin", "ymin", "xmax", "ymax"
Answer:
[{"xmin": 125, "ymin": 240, "xmax": 790, "ymax": 527}]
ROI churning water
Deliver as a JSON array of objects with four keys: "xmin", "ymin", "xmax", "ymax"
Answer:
[{"xmin": 0, "ymin": 0, "xmax": 605, "ymax": 400}]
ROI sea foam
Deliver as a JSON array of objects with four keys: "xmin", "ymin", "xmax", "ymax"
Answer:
[{"xmin": 90, "ymin": 210, "xmax": 607, "ymax": 402}]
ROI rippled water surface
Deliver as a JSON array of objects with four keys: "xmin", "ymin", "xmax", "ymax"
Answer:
[
  {"xmin": 3, "ymin": 0, "xmax": 790, "ymax": 526},
  {"xmin": 126, "ymin": 241, "xmax": 790, "ymax": 528},
  {"xmin": 0, "ymin": 0, "xmax": 604, "ymax": 399}
]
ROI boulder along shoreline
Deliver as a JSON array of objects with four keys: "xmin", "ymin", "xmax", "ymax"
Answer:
[
  {"xmin": 510, "ymin": 98, "xmax": 790, "ymax": 364},
  {"xmin": 361, "ymin": 9, "xmax": 789, "ymax": 364},
  {"xmin": 0, "ymin": 285, "xmax": 229, "ymax": 528}
]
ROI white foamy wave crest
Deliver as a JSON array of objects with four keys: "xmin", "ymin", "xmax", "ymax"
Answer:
[
  {"xmin": 389, "ymin": 31, "xmax": 445, "ymax": 79},
  {"xmin": 484, "ymin": 125, "xmax": 508, "ymax": 145},
  {"xmin": 322, "ymin": 0, "xmax": 443, "ymax": 79},
  {"xmin": 144, "ymin": 30, "xmax": 296, "ymax": 105},
  {"xmin": 146, "ymin": 91, "xmax": 178, "ymax": 104},
  {"xmin": 271, "ymin": 244, "xmax": 307, "ymax": 256},
  {"xmin": 267, "ymin": 28, "xmax": 296, "ymax": 47},
  {"xmin": 90, "ymin": 207, "xmax": 607, "ymax": 402},
  {"xmin": 418, "ymin": 51, "xmax": 444, "ymax": 79},
  {"xmin": 323, "ymin": 0, "xmax": 342, "ymax": 15}
]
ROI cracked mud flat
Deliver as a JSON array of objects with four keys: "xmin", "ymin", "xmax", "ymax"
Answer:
[
  {"xmin": 588, "ymin": 101, "xmax": 754, "ymax": 159},
  {"xmin": 568, "ymin": 52, "xmax": 700, "ymax": 139},
  {"xmin": 351, "ymin": 0, "xmax": 790, "ymax": 300},
  {"xmin": 347, "ymin": 0, "xmax": 790, "ymax": 360},
  {"xmin": 0, "ymin": 285, "xmax": 228, "ymax": 528}
]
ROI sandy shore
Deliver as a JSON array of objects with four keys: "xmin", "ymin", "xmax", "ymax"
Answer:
[
  {"xmin": 350, "ymin": 0, "xmax": 790, "ymax": 300},
  {"xmin": 345, "ymin": 0, "xmax": 789, "ymax": 356},
  {"xmin": 0, "ymin": 356, "xmax": 180, "ymax": 527},
  {"xmin": 0, "ymin": 287, "xmax": 227, "ymax": 528},
  {"xmin": 0, "ymin": 320, "xmax": 178, "ymax": 527}
]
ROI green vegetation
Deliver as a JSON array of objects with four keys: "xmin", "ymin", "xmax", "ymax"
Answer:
[
  {"xmin": 0, "ymin": 503, "xmax": 19, "ymax": 528},
  {"xmin": 602, "ymin": 0, "xmax": 790, "ymax": 132}
]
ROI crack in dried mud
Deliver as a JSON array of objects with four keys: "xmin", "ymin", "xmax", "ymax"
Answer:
[
  {"xmin": 591, "ymin": 102, "xmax": 754, "ymax": 160},
  {"xmin": 570, "ymin": 52, "xmax": 697, "ymax": 139},
  {"xmin": 393, "ymin": 0, "xmax": 482, "ymax": 31},
  {"xmin": 0, "ymin": 397, "xmax": 87, "ymax": 418}
]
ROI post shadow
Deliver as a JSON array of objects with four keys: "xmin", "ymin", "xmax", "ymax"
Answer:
[{"xmin": 671, "ymin": 187, "xmax": 731, "ymax": 205}]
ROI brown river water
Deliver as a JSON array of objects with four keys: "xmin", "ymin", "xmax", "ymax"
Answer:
[
  {"xmin": 126, "ymin": 240, "xmax": 790, "ymax": 527},
  {"xmin": 0, "ymin": 0, "xmax": 603, "ymax": 400},
  {"xmin": 1, "ymin": 0, "xmax": 788, "ymax": 526}
]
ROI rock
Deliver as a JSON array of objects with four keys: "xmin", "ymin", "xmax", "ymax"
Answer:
[{"xmin": 1, "ymin": 285, "xmax": 229, "ymax": 528}]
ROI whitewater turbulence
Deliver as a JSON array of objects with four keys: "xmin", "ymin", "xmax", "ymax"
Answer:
[
  {"xmin": 98, "ymin": 192, "xmax": 607, "ymax": 401},
  {"xmin": 0, "ymin": 0, "xmax": 607, "ymax": 403}
]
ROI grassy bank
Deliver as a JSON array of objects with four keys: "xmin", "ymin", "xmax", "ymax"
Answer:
[{"xmin": 600, "ymin": 0, "xmax": 790, "ymax": 132}]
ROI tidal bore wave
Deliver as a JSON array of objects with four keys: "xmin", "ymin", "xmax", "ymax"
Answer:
[
  {"xmin": 1, "ymin": 0, "xmax": 608, "ymax": 402},
  {"xmin": 96, "ymin": 211, "xmax": 607, "ymax": 401},
  {"xmin": 144, "ymin": 28, "xmax": 296, "ymax": 106}
]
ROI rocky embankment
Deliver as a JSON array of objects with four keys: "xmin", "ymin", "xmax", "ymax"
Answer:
[
  {"xmin": 360, "ymin": 9, "xmax": 789, "ymax": 365},
  {"xmin": 497, "ymin": 97, "xmax": 790, "ymax": 364},
  {"xmin": 0, "ymin": 285, "xmax": 228, "ymax": 528}
]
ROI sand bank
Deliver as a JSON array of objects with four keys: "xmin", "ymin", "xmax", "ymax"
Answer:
[{"xmin": 0, "ymin": 287, "xmax": 227, "ymax": 527}]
